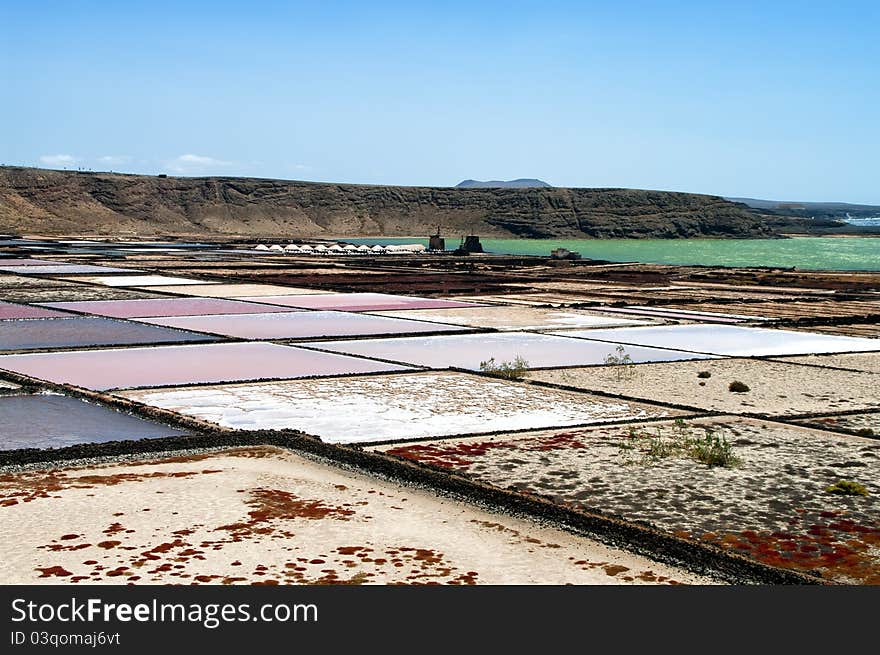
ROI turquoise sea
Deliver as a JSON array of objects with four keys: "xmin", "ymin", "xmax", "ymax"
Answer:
[{"xmin": 344, "ymin": 236, "xmax": 880, "ymax": 271}]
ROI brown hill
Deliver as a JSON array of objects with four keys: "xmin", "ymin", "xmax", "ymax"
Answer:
[{"xmin": 0, "ymin": 166, "xmax": 776, "ymax": 238}]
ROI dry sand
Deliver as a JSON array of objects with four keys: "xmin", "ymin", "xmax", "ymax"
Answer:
[
  {"xmin": 0, "ymin": 287, "xmax": 165, "ymax": 303},
  {"xmin": 0, "ymin": 274, "xmax": 79, "ymax": 289},
  {"xmin": 789, "ymin": 323, "xmax": 880, "ymax": 339},
  {"xmin": 450, "ymin": 292, "xmax": 623, "ymax": 306},
  {"xmin": 795, "ymin": 412, "xmax": 880, "ymax": 435},
  {"xmin": 0, "ymin": 446, "xmax": 710, "ymax": 585},
  {"xmin": 372, "ymin": 417, "xmax": 880, "ymax": 584},
  {"xmin": 531, "ymin": 358, "xmax": 880, "ymax": 416},
  {"xmin": 772, "ymin": 352, "xmax": 880, "ymax": 375}
]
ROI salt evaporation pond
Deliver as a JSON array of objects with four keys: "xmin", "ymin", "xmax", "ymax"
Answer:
[
  {"xmin": 303, "ymin": 332, "xmax": 714, "ymax": 370},
  {"xmin": 371, "ymin": 306, "xmax": 651, "ymax": 331},
  {"xmin": 0, "ymin": 394, "xmax": 187, "ymax": 450},
  {"xmin": 0, "ymin": 259, "xmax": 60, "ymax": 266},
  {"xmin": 0, "ymin": 301, "xmax": 72, "ymax": 320},
  {"xmin": 137, "ymin": 310, "xmax": 470, "ymax": 339},
  {"xmin": 0, "ymin": 265, "xmax": 137, "ymax": 275},
  {"xmin": 144, "ymin": 283, "xmax": 331, "ymax": 297},
  {"xmin": 0, "ymin": 317, "xmax": 217, "ymax": 351},
  {"xmin": 0, "ymin": 342, "xmax": 411, "ymax": 390},
  {"xmin": 41, "ymin": 297, "xmax": 301, "ymax": 318},
  {"xmin": 64, "ymin": 275, "xmax": 217, "ymax": 287},
  {"xmin": 561, "ymin": 324, "xmax": 880, "ymax": 357}
]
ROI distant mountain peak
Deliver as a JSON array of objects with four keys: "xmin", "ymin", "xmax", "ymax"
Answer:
[{"xmin": 456, "ymin": 178, "xmax": 552, "ymax": 189}]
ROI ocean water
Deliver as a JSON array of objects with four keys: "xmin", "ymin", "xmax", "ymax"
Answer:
[
  {"xmin": 344, "ymin": 236, "xmax": 880, "ymax": 271},
  {"xmin": 844, "ymin": 217, "xmax": 880, "ymax": 227}
]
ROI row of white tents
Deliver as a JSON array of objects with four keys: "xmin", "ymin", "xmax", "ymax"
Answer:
[{"xmin": 253, "ymin": 243, "xmax": 427, "ymax": 255}]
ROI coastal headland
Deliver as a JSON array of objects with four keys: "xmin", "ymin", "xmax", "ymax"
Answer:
[{"xmin": 1, "ymin": 166, "xmax": 785, "ymax": 239}]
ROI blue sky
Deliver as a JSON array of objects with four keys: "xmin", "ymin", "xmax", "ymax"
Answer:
[{"xmin": 3, "ymin": 1, "xmax": 878, "ymax": 203}]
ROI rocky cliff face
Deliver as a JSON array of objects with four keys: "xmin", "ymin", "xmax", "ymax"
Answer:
[
  {"xmin": 456, "ymin": 178, "xmax": 553, "ymax": 188},
  {"xmin": 0, "ymin": 167, "xmax": 776, "ymax": 238}
]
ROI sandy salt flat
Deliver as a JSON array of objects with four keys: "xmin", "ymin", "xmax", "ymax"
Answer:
[
  {"xmin": 597, "ymin": 306, "xmax": 765, "ymax": 323},
  {"xmin": 772, "ymin": 352, "xmax": 880, "ymax": 375},
  {"xmin": 141, "ymin": 283, "xmax": 332, "ymax": 297},
  {"xmin": 119, "ymin": 372, "xmax": 684, "ymax": 443},
  {"xmin": 450, "ymin": 293, "xmax": 618, "ymax": 306},
  {"xmin": 369, "ymin": 306, "xmax": 653, "ymax": 331},
  {"xmin": 0, "ymin": 274, "xmax": 81, "ymax": 289},
  {"xmin": 531, "ymin": 358, "xmax": 880, "ymax": 416},
  {"xmin": 0, "ymin": 286, "xmax": 166, "ymax": 303},
  {"xmin": 557, "ymin": 324, "xmax": 880, "ymax": 356},
  {"xmin": 373, "ymin": 418, "xmax": 880, "ymax": 584},
  {"xmin": 790, "ymin": 323, "xmax": 880, "ymax": 339},
  {"xmin": 236, "ymin": 292, "xmax": 479, "ymax": 312},
  {"xmin": 795, "ymin": 412, "xmax": 880, "ymax": 436},
  {"xmin": 0, "ymin": 447, "xmax": 710, "ymax": 585},
  {"xmin": 664, "ymin": 299, "xmax": 880, "ymax": 321}
]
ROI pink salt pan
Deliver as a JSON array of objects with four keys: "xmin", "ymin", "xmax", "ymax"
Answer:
[
  {"xmin": 0, "ymin": 342, "xmax": 411, "ymax": 390},
  {"xmin": 40, "ymin": 297, "xmax": 302, "ymax": 319},
  {"xmin": 0, "ymin": 301, "xmax": 72, "ymax": 320},
  {"xmin": 0, "ymin": 258, "xmax": 61, "ymax": 266},
  {"xmin": 136, "ymin": 310, "xmax": 469, "ymax": 339}
]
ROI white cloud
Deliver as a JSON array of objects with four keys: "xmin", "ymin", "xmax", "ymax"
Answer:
[
  {"xmin": 163, "ymin": 154, "xmax": 235, "ymax": 175},
  {"xmin": 39, "ymin": 154, "xmax": 79, "ymax": 168},
  {"xmin": 97, "ymin": 155, "xmax": 131, "ymax": 166}
]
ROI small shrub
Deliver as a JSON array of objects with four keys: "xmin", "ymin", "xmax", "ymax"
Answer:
[
  {"xmin": 728, "ymin": 381, "xmax": 750, "ymax": 393},
  {"xmin": 604, "ymin": 345, "xmax": 637, "ymax": 381},
  {"xmin": 479, "ymin": 356, "xmax": 530, "ymax": 380},
  {"xmin": 825, "ymin": 480, "xmax": 869, "ymax": 496},
  {"xmin": 855, "ymin": 428, "xmax": 875, "ymax": 438},
  {"xmin": 688, "ymin": 429, "xmax": 739, "ymax": 468},
  {"xmin": 697, "ymin": 371, "xmax": 712, "ymax": 379},
  {"xmin": 618, "ymin": 422, "xmax": 739, "ymax": 468},
  {"xmin": 648, "ymin": 432, "xmax": 680, "ymax": 459}
]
